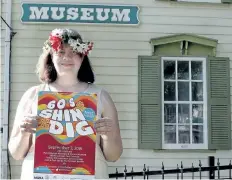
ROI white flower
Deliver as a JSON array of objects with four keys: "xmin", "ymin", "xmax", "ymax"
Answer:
[
  {"xmin": 76, "ymin": 45, "xmax": 83, "ymax": 53},
  {"xmin": 68, "ymin": 39, "xmax": 86, "ymax": 54},
  {"xmin": 42, "ymin": 40, "xmax": 51, "ymax": 52},
  {"xmin": 51, "ymin": 28, "xmax": 64, "ymax": 38}
]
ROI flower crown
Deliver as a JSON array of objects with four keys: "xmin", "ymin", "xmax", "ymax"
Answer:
[{"xmin": 43, "ymin": 28, "xmax": 94, "ymax": 56}]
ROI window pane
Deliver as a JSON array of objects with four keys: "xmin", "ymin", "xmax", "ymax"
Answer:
[
  {"xmin": 178, "ymin": 82, "xmax": 189, "ymax": 101},
  {"xmin": 192, "ymin": 125, "xmax": 203, "ymax": 144},
  {"xmin": 178, "ymin": 61, "xmax": 189, "ymax": 80},
  {"xmin": 178, "ymin": 125, "xmax": 190, "ymax": 144},
  {"xmin": 191, "ymin": 61, "xmax": 203, "ymax": 80},
  {"xmin": 164, "ymin": 125, "xmax": 176, "ymax": 143},
  {"xmin": 164, "ymin": 104, "xmax": 176, "ymax": 123},
  {"xmin": 192, "ymin": 82, "xmax": 203, "ymax": 101},
  {"xmin": 192, "ymin": 104, "xmax": 203, "ymax": 123},
  {"xmin": 164, "ymin": 82, "xmax": 176, "ymax": 101},
  {"xmin": 164, "ymin": 61, "xmax": 175, "ymax": 80},
  {"xmin": 178, "ymin": 104, "xmax": 190, "ymax": 123}
]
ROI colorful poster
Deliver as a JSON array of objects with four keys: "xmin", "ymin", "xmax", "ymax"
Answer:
[{"xmin": 33, "ymin": 91, "xmax": 97, "ymax": 180}]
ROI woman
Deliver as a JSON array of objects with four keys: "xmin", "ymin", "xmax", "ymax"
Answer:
[{"xmin": 8, "ymin": 28, "xmax": 123, "ymax": 179}]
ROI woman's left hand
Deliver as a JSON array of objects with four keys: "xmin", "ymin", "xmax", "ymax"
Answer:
[{"xmin": 94, "ymin": 117, "xmax": 113, "ymax": 135}]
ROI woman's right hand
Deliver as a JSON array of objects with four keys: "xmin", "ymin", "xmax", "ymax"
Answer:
[{"xmin": 19, "ymin": 114, "xmax": 39, "ymax": 135}]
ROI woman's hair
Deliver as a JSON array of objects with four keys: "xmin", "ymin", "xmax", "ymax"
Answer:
[{"xmin": 36, "ymin": 29, "xmax": 95, "ymax": 84}]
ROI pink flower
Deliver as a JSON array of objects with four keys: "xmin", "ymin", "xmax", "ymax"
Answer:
[{"xmin": 84, "ymin": 42, "xmax": 94, "ymax": 55}]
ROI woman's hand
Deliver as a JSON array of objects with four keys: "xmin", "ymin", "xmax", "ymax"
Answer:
[
  {"xmin": 8, "ymin": 86, "xmax": 40, "ymax": 160},
  {"xmin": 19, "ymin": 114, "xmax": 38, "ymax": 135},
  {"xmin": 94, "ymin": 117, "xmax": 113, "ymax": 135},
  {"xmin": 93, "ymin": 89, "xmax": 123, "ymax": 162}
]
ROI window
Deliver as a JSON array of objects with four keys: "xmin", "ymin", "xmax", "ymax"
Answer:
[
  {"xmin": 161, "ymin": 57, "xmax": 207, "ymax": 149},
  {"xmin": 138, "ymin": 34, "xmax": 231, "ymax": 150}
]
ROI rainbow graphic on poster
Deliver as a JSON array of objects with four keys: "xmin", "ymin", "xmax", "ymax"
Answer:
[{"xmin": 33, "ymin": 91, "xmax": 97, "ymax": 180}]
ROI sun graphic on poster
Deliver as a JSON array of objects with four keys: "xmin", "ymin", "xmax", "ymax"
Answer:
[{"xmin": 38, "ymin": 118, "xmax": 50, "ymax": 129}]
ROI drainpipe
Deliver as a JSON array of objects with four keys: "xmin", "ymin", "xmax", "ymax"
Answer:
[{"xmin": 2, "ymin": 0, "xmax": 13, "ymax": 179}]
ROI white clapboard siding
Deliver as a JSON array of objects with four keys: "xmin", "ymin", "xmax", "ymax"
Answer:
[
  {"xmin": 2, "ymin": 75, "xmax": 138, "ymax": 86},
  {"xmin": 3, "ymin": 22, "xmax": 232, "ymax": 35},
  {"xmin": 6, "ymin": 83, "xmax": 138, "ymax": 94},
  {"xmin": 1, "ymin": 0, "xmax": 232, "ymax": 179},
  {"xmin": 3, "ymin": 29, "xmax": 232, "ymax": 44}
]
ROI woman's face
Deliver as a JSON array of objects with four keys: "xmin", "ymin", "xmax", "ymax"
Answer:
[{"xmin": 52, "ymin": 44, "xmax": 83, "ymax": 76}]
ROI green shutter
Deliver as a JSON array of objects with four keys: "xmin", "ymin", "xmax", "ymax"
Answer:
[
  {"xmin": 207, "ymin": 56, "xmax": 231, "ymax": 150},
  {"xmin": 138, "ymin": 56, "xmax": 162, "ymax": 149},
  {"xmin": 221, "ymin": 0, "xmax": 232, "ymax": 4}
]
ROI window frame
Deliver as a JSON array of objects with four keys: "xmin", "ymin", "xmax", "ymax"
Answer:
[{"xmin": 161, "ymin": 56, "xmax": 208, "ymax": 150}]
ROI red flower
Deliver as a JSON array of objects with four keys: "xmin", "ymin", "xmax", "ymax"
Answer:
[{"xmin": 49, "ymin": 34, "xmax": 62, "ymax": 52}]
